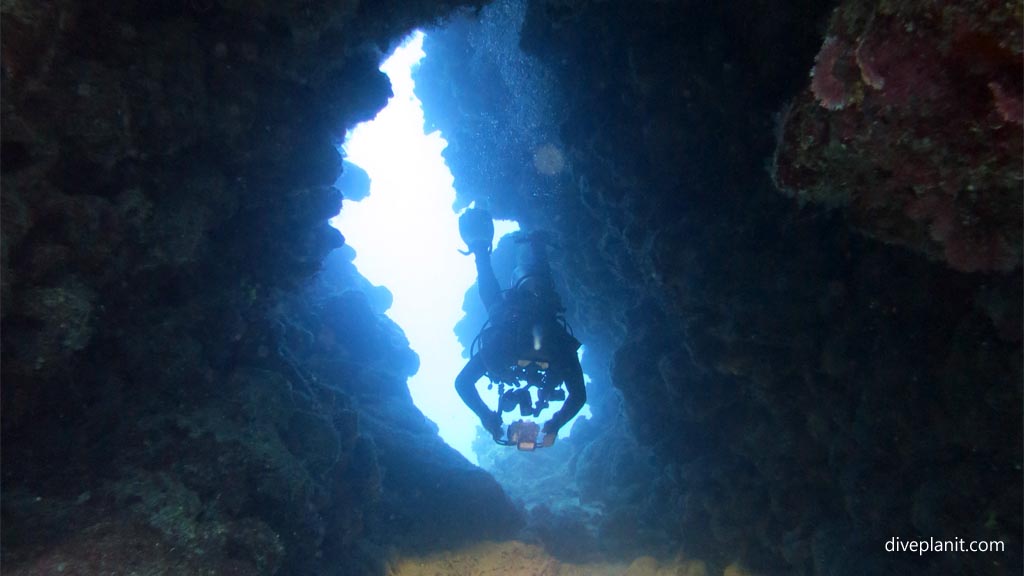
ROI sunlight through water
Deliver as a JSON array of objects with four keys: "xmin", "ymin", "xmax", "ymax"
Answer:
[{"xmin": 330, "ymin": 32, "xmax": 518, "ymax": 462}]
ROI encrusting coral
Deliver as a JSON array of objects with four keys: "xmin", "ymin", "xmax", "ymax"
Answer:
[{"xmin": 775, "ymin": 0, "xmax": 1023, "ymax": 273}]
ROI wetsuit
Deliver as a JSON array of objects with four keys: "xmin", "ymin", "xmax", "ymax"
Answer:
[{"xmin": 455, "ymin": 238, "xmax": 586, "ymax": 440}]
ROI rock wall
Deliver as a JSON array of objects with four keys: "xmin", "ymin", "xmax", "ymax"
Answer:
[
  {"xmin": 1, "ymin": 1, "xmax": 522, "ymax": 574},
  {"xmin": 774, "ymin": 0, "xmax": 1022, "ymax": 273},
  {"xmin": 3, "ymin": 0, "xmax": 1021, "ymax": 573},
  {"xmin": 417, "ymin": 1, "xmax": 1022, "ymax": 574}
]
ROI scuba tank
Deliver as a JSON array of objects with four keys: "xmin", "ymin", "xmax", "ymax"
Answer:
[{"xmin": 510, "ymin": 231, "xmax": 562, "ymax": 314}]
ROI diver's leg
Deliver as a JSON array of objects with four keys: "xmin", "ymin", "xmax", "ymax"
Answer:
[
  {"xmin": 474, "ymin": 249, "xmax": 502, "ymax": 310},
  {"xmin": 542, "ymin": 349, "xmax": 587, "ymax": 436},
  {"xmin": 455, "ymin": 354, "xmax": 502, "ymax": 437}
]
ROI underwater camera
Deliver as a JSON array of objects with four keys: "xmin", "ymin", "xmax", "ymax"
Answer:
[
  {"xmin": 538, "ymin": 386, "xmax": 565, "ymax": 402},
  {"xmin": 499, "ymin": 387, "xmax": 534, "ymax": 416},
  {"xmin": 508, "ymin": 420, "xmax": 541, "ymax": 451}
]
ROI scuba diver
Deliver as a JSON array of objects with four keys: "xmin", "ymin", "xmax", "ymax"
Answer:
[{"xmin": 454, "ymin": 208, "xmax": 586, "ymax": 449}]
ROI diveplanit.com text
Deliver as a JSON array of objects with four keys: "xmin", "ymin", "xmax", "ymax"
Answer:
[{"xmin": 886, "ymin": 537, "xmax": 1005, "ymax": 555}]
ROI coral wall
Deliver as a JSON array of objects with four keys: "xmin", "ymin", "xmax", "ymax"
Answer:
[
  {"xmin": 774, "ymin": 0, "xmax": 1023, "ymax": 273},
  {"xmin": 3, "ymin": 0, "xmax": 1021, "ymax": 574},
  {"xmin": 1, "ymin": 1, "xmax": 522, "ymax": 574},
  {"xmin": 416, "ymin": 1, "xmax": 1022, "ymax": 574}
]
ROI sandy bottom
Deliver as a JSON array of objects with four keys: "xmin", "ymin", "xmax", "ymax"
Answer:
[{"xmin": 388, "ymin": 541, "xmax": 754, "ymax": 576}]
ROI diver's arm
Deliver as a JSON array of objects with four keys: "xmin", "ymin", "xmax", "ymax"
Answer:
[
  {"xmin": 456, "ymin": 354, "xmax": 503, "ymax": 439},
  {"xmin": 456, "ymin": 354, "xmax": 494, "ymax": 421},
  {"xmin": 543, "ymin": 353, "xmax": 587, "ymax": 436},
  {"xmin": 474, "ymin": 249, "xmax": 502, "ymax": 311}
]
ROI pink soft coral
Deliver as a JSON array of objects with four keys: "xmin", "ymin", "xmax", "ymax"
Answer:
[
  {"xmin": 989, "ymin": 81, "xmax": 1023, "ymax": 125},
  {"xmin": 811, "ymin": 36, "xmax": 855, "ymax": 110}
]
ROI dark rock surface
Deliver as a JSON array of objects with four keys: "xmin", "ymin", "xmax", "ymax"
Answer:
[
  {"xmin": 418, "ymin": 1, "xmax": 1022, "ymax": 574},
  {"xmin": 2, "ymin": 1, "xmax": 522, "ymax": 575},
  {"xmin": 3, "ymin": 0, "xmax": 1021, "ymax": 574}
]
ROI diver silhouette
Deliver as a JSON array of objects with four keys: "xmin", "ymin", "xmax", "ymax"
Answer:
[{"xmin": 454, "ymin": 208, "xmax": 586, "ymax": 449}]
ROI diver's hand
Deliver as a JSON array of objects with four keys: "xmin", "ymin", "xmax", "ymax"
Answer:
[
  {"xmin": 540, "ymin": 432, "xmax": 556, "ymax": 447},
  {"xmin": 540, "ymin": 420, "xmax": 558, "ymax": 447},
  {"xmin": 483, "ymin": 412, "xmax": 504, "ymax": 442}
]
